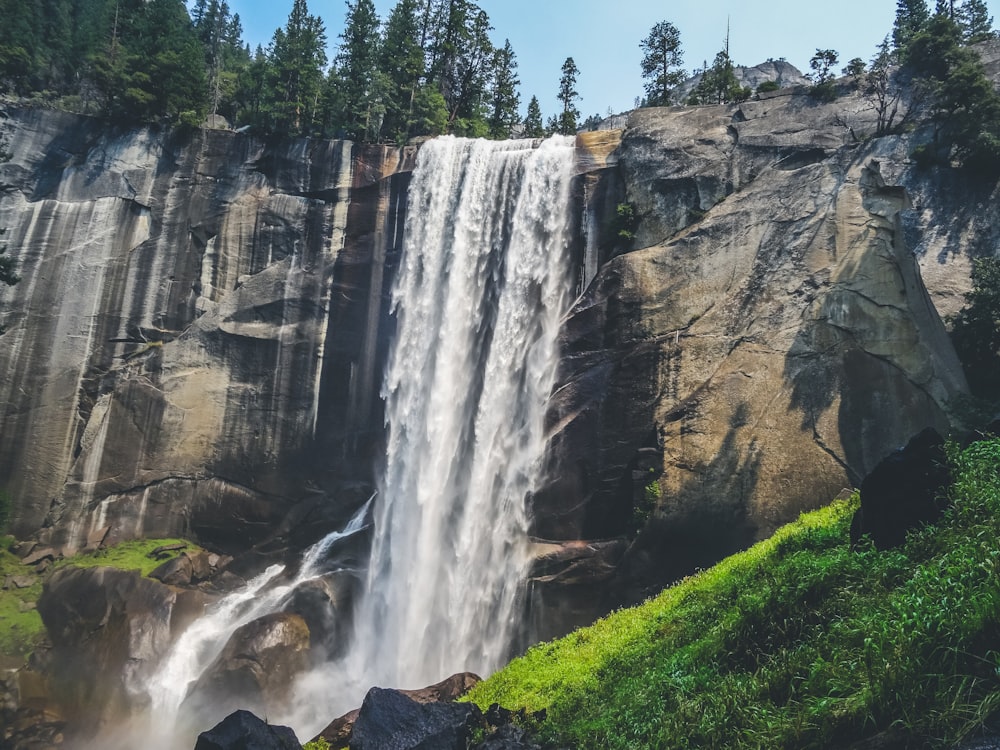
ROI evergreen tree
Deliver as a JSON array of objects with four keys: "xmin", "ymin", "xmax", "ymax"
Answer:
[
  {"xmin": 267, "ymin": 0, "xmax": 327, "ymax": 134},
  {"xmin": 894, "ymin": 0, "xmax": 931, "ymax": 50},
  {"xmin": 809, "ymin": 48, "xmax": 840, "ymax": 101},
  {"xmin": 380, "ymin": 0, "xmax": 425, "ymax": 142},
  {"xmin": 958, "ymin": 0, "xmax": 995, "ymax": 42},
  {"xmin": 523, "ymin": 94, "xmax": 544, "ymax": 138},
  {"xmin": 866, "ymin": 37, "xmax": 903, "ymax": 135},
  {"xmin": 333, "ymin": 0, "xmax": 382, "ymax": 140},
  {"xmin": 487, "ymin": 39, "xmax": 520, "ymax": 139},
  {"xmin": 688, "ymin": 46, "xmax": 745, "ymax": 104},
  {"xmin": 640, "ymin": 20, "xmax": 684, "ymax": 106},
  {"xmin": 906, "ymin": 12, "xmax": 1000, "ymax": 172},
  {"xmin": 557, "ymin": 56, "xmax": 580, "ymax": 135}
]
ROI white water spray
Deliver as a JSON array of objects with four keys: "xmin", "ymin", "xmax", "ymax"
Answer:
[
  {"xmin": 346, "ymin": 134, "xmax": 577, "ymax": 690},
  {"xmin": 138, "ymin": 497, "xmax": 372, "ymax": 745}
]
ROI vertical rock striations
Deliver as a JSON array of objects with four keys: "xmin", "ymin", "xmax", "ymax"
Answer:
[{"xmin": 0, "ymin": 107, "xmax": 413, "ymax": 551}]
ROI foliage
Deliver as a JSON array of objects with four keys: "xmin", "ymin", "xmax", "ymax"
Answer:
[
  {"xmin": 0, "ymin": 537, "xmax": 196, "ymax": 660},
  {"xmin": 687, "ymin": 43, "xmax": 749, "ymax": 105},
  {"xmin": 958, "ymin": 0, "xmax": 995, "ymax": 42},
  {"xmin": 843, "ymin": 57, "xmax": 867, "ymax": 81},
  {"xmin": 468, "ymin": 438, "xmax": 1000, "ymax": 749},
  {"xmin": 523, "ymin": 95, "xmax": 545, "ymax": 138},
  {"xmin": 302, "ymin": 739, "xmax": 331, "ymax": 750},
  {"xmin": 487, "ymin": 40, "xmax": 520, "ymax": 139},
  {"xmin": 556, "ymin": 57, "xmax": 580, "ymax": 135},
  {"xmin": 866, "ymin": 37, "xmax": 904, "ymax": 136},
  {"xmin": 809, "ymin": 48, "xmax": 840, "ymax": 102},
  {"xmin": 950, "ymin": 257, "xmax": 1000, "ymax": 399},
  {"xmin": 269, "ymin": 0, "xmax": 328, "ymax": 136},
  {"xmin": 639, "ymin": 21, "xmax": 684, "ymax": 106},
  {"xmin": 905, "ymin": 12, "xmax": 1000, "ymax": 173},
  {"xmin": 894, "ymin": 0, "xmax": 931, "ymax": 50},
  {"xmin": 613, "ymin": 202, "xmax": 637, "ymax": 242},
  {"xmin": 755, "ymin": 80, "xmax": 780, "ymax": 94}
]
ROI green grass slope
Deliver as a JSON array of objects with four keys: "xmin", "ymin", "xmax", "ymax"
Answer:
[{"xmin": 469, "ymin": 438, "xmax": 1000, "ymax": 749}]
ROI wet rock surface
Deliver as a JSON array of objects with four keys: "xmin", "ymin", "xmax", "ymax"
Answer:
[
  {"xmin": 183, "ymin": 612, "xmax": 311, "ymax": 731},
  {"xmin": 193, "ymin": 709, "xmax": 301, "ymax": 750},
  {"xmin": 349, "ymin": 686, "xmax": 483, "ymax": 750}
]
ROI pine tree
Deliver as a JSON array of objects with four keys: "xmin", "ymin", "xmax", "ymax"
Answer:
[
  {"xmin": 267, "ymin": 0, "xmax": 327, "ymax": 134},
  {"xmin": 380, "ymin": 0, "xmax": 425, "ymax": 142},
  {"xmin": 893, "ymin": 0, "xmax": 931, "ymax": 50},
  {"xmin": 334, "ymin": 0, "xmax": 382, "ymax": 141},
  {"xmin": 640, "ymin": 20, "xmax": 684, "ymax": 106},
  {"xmin": 958, "ymin": 0, "xmax": 995, "ymax": 42},
  {"xmin": 523, "ymin": 94, "xmax": 544, "ymax": 138},
  {"xmin": 487, "ymin": 39, "xmax": 520, "ymax": 139},
  {"xmin": 557, "ymin": 56, "xmax": 580, "ymax": 135}
]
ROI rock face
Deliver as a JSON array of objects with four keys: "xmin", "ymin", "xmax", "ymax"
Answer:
[
  {"xmin": 0, "ymin": 106, "xmax": 413, "ymax": 553},
  {"xmin": 349, "ymin": 687, "xmax": 483, "ymax": 750},
  {"xmin": 35, "ymin": 565, "xmax": 198, "ymax": 734},
  {"xmin": 0, "ymin": 66, "xmax": 992, "ymax": 639},
  {"xmin": 537, "ymin": 88, "xmax": 973, "ymax": 605}
]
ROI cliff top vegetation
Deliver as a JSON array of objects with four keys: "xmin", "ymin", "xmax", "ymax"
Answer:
[{"xmin": 468, "ymin": 437, "xmax": 1000, "ymax": 749}]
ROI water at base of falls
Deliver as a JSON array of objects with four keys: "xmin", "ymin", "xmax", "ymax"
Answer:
[{"xmin": 114, "ymin": 135, "xmax": 577, "ymax": 747}]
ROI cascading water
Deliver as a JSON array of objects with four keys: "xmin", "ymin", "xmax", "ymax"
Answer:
[
  {"xmin": 346, "ymin": 134, "xmax": 577, "ymax": 691},
  {"xmin": 113, "ymin": 135, "xmax": 576, "ymax": 746}
]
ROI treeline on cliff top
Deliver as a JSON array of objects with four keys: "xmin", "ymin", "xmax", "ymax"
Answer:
[{"xmin": 0, "ymin": 0, "xmax": 998, "ymax": 151}]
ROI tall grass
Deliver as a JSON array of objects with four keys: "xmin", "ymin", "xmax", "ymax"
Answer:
[{"xmin": 468, "ymin": 439, "xmax": 1000, "ymax": 749}]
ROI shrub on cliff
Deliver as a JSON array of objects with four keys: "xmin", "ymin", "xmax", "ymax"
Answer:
[
  {"xmin": 469, "ymin": 438, "xmax": 1000, "ymax": 750},
  {"xmin": 951, "ymin": 256, "xmax": 1000, "ymax": 400}
]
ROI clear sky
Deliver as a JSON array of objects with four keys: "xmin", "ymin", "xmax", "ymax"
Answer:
[{"xmin": 209, "ymin": 0, "xmax": 1000, "ymax": 119}]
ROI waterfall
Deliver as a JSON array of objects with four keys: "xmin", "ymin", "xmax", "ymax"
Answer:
[
  {"xmin": 116, "ymin": 135, "xmax": 576, "ymax": 746},
  {"xmin": 347, "ymin": 134, "xmax": 577, "ymax": 689}
]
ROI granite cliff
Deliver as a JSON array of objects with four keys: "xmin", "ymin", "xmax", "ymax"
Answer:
[{"xmin": 0, "ymin": 72, "xmax": 993, "ymax": 643}]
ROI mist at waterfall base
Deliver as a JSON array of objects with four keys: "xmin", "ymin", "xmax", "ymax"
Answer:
[{"xmin": 109, "ymin": 134, "xmax": 576, "ymax": 748}]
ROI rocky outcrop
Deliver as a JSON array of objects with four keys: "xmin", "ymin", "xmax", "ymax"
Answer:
[
  {"xmin": 183, "ymin": 613, "xmax": 311, "ymax": 732},
  {"xmin": 349, "ymin": 687, "xmax": 483, "ymax": 750},
  {"xmin": 537, "ymin": 87, "xmax": 974, "ymax": 605},
  {"xmin": 35, "ymin": 565, "xmax": 203, "ymax": 735}
]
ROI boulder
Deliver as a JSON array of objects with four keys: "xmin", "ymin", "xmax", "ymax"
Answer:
[
  {"xmin": 316, "ymin": 672, "xmax": 481, "ymax": 745},
  {"xmin": 850, "ymin": 427, "xmax": 952, "ymax": 550},
  {"xmin": 182, "ymin": 613, "xmax": 311, "ymax": 730},
  {"xmin": 35, "ymin": 566, "xmax": 178, "ymax": 732},
  {"xmin": 279, "ymin": 572, "xmax": 358, "ymax": 656},
  {"xmin": 349, "ymin": 687, "xmax": 483, "ymax": 750},
  {"xmin": 193, "ymin": 709, "xmax": 300, "ymax": 750}
]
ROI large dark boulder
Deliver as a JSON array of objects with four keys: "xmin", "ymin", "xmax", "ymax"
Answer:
[
  {"xmin": 349, "ymin": 687, "xmax": 483, "ymax": 750},
  {"xmin": 193, "ymin": 709, "xmax": 301, "ymax": 750},
  {"xmin": 182, "ymin": 613, "xmax": 311, "ymax": 731},
  {"xmin": 850, "ymin": 427, "xmax": 952, "ymax": 550},
  {"xmin": 316, "ymin": 673, "xmax": 481, "ymax": 746},
  {"xmin": 36, "ymin": 565, "xmax": 187, "ymax": 732}
]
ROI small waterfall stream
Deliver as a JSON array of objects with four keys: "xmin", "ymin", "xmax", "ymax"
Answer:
[{"xmin": 131, "ymin": 134, "xmax": 577, "ymax": 745}]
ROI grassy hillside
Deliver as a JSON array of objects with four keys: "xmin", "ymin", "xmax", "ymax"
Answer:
[{"xmin": 468, "ymin": 438, "xmax": 1000, "ymax": 749}]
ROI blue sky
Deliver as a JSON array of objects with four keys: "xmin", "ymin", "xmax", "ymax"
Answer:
[{"xmin": 210, "ymin": 0, "xmax": 999, "ymax": 118}]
